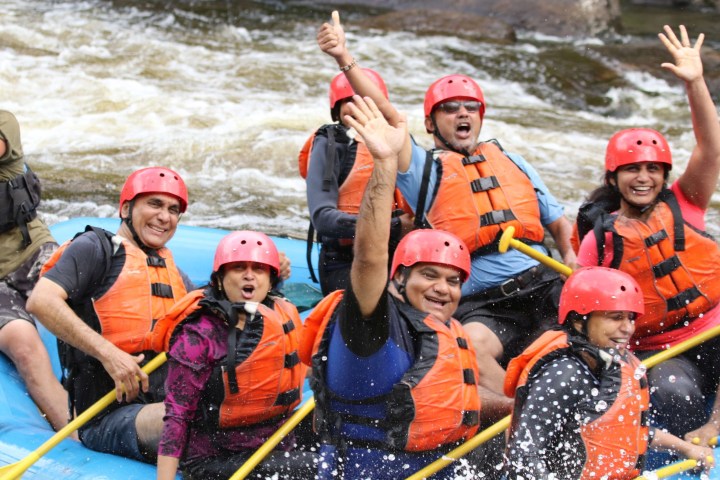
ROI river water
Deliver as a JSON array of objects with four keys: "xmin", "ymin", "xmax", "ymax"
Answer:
[{"xmin": 2, "ymin": 0, "xmax": 720, "ymax": 239}]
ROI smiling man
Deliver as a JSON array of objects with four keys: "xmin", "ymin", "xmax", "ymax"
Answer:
[
  {"xmin": 302, "ymin": 96, "xmax": 481, "ymax": 479},
  {"xmin": 28, "ymin": 167, "xmax": 191, "ymax": 463},
  {"xmin": 317, "ymin": 11, "xmax": 577, "ymax": 414}
]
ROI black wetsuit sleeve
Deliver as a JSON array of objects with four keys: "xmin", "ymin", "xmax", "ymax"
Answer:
[
  {"xmin": 504, "ymin": 355, "xmax": 597, "ymax": 479},
  {"xmin": 337, "ymin": 282, "xmax": 391, "ymax": 357},
  {"xmin": 42, "ymin": 232, "xmax": 109, "ymax": 303},
  {"xmin": 306, "ymin": 132, "xmax": 358, "ymax": 240}
]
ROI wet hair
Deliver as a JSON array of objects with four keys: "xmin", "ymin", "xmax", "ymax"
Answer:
[{"xmin": 565, "ymin": 311, "xmax": 590, "ymax": 336}]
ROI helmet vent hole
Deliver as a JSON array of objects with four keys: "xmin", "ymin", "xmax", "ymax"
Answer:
[
  {"xmin": 159, "ymin": 172, "xmax": 166, "ymax": 177},
  {"xmin": 636, "ymin": 140, "xmax": 642, "ymax": 145},
  {"xmin": 240, "ymin": 240, "xmax": 247, "ymax": 245},
  {"xmin": 620, "ymin": 285, "xmax": 627, "ymax": 292},
  {"xmin": 652, "ymin": 140, "xmax": 658, "ymax": 145},
  {"xmin": 444, "ymin": 241, "xmax": 450, "ymax": 247}
]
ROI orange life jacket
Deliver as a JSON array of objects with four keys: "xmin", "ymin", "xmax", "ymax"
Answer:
[
  {"xmin": 41, "ymin": 227, "xmax": 187, "ymax": 353},
  {"xmin": 298, "ymin": 125, "xmax": 411, "ymax": 217},
  {"xmin": 157, "ymin": 288, "xmax": 306, "ymax": 428},
  {"xmin": 505, "ymin": 330, "xmax": 650, "ymax": 480},
  {"xmin": 599, "ymin": 192, "xmax": 720, "ymax": 337},
  {"xmin": 306, "ymin": 290, "xmax": 481, "ymax": 451},
  {"xmin": 418, "ymin": 140, "xmax": 545, "ymax": 254}
]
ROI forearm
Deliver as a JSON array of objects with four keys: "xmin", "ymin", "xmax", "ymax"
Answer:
[
  {"xmin": 157, "ymin": 455, "xmax": 180, "ymax": 480},
  {"xmin": 28, "ymin": 278, "xmax": 115, "ymax": 364},
  {"xmin": 687, "ymin": 76, "xmax": 720, "ymax": 159},
  {"xmin": 546, "ymin": 216, "xmax": 577, "ymax": 268}
]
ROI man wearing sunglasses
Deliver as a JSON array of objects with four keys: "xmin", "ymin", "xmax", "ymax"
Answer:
[{"xmin": 318, "ymin": 11, "xmax": 577, "ymax": 415}]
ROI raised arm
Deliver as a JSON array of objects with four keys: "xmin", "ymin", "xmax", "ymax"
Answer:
[
  {"xmin": 317, "ymin": 11, "xmax": 413, "ymax": 172},
  {"xmin": 344, "ymin": 96, "xmax": 408, "ymax": 316},
  {"xmin": 661, "ymin": 25, "xmax": 720, "ymax": 209}
]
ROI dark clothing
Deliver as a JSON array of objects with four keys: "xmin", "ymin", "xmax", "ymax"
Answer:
[
  {"xmin": 305, "ymin": 125, "xmax": 404, "ymax": 294},
  {"xmin": 637, "ymin": 337, "xmax": 720, "ymax": 437},
  {"xmin": 454, "ymin": 264, "xmax": 563, "ymax": 365}
]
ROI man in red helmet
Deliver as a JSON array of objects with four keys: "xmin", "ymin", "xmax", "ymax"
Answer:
[
  {"xmin": 299, "ymin": 68, "xmax": 413, "ymax": 295},
  {"xmin": 317, "ymin": 11, "xmax": 577, "ymax": 409},
  {"xmin": 28, "ymin": 166, "xmax": 192, "ymax": 463},
  {"xmin": 575, "ymin": 26, "xmax": 720, "ymax": 445},
  {"xmin": 301, "ymin": 96, "xmax": 482, "ymax": 479}
]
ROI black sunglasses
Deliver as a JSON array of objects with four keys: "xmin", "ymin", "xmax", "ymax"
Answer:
[{"xmin": 436, "ymin": 100, "xmax": 482, "ymax": 114}]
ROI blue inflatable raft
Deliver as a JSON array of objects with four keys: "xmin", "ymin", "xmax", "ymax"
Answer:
[{"xmin": 0, "ymin": 217, "xmax": 715, "ymax": 479}]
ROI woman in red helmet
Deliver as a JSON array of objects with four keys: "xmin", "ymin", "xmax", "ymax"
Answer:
[
  {"xmin": 503, "ymin": 267, "xmax": 713, "ymax": 479},
  {"xmin": 300, "ymin": 96, "xmax": 481, "ymax": 479},
  {"xmin": 299, "ymin": 68, "xmax": 412, "ymax": 295},
  {"xmin": 29, "ymin": 166, "xmax": 191, "ymax": 462},
  {"xmin": 575, "ymin": 25, "xmax": 720, "ymax": 443},
  {"xmin": 155, "ymin": 230, "xmax": 316, "ymax": 480}
]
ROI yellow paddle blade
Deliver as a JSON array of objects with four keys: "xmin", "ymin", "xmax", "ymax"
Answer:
[
  {"xmin": 229, "ymin": 396, "xmax": 316, "ymax": 480},
  {"xmin": 0, "ymin": 352, "xmax": 167, "ymax": 480}
]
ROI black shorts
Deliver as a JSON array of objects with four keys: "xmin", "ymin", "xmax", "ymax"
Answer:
[
  {"xmin": 455, "ymin": 265, "xmax": 563, "ymax": 366},
  {"xmin": 0, "ymin": 242, "xmax": 57, "ymax": 329}
]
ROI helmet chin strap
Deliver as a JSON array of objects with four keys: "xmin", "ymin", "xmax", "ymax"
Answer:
[
  {"xmin": 392, "ymin": 270, "xmax": 412, "ymax": 305},
  {"xmin": 430, "ymin": 115, "xmax": 471, "ymax": 156},
  {"xmin": 123, "ymin": 201, "xmax": 157, "ymax": 254}
]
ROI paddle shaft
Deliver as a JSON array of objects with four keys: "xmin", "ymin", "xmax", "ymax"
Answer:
[
  {"xmin": 229, "ymin": 397, "xmax": 316, "ymax": 480},
  {"xmin": 0, "ymin": 352, "xmax": 167, "ymax": 480},
  {"xmin": 634, "ymin": 458, "xmax": 698, "ymax": 479},
  {"xmin": 498, "ymin": 226, "xmax": 573, "ymax": 277}
]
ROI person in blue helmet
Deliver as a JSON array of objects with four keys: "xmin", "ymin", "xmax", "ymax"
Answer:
[{"xmin": 299, "ymin": 94, "xmax": 483, "ymax": 479}]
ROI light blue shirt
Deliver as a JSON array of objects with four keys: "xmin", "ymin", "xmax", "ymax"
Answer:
[{"xmin": 397, "ymin": 140, "xmax": 565, "ymax": 295}]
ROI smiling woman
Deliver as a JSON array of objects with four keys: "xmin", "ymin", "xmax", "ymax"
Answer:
[
  {"xmin": 574, "ymin": 25, "xmax": 720, "ymax": 444},
  {"xmin": 503, "ymin": 266, "xmax": 714, "ymax": 479}
]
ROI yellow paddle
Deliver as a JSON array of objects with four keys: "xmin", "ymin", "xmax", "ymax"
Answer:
[
  {"xmin": 498, "ymin": 226, "xmax": 573, "ymax": 277},
  {"xmin": 633, "ymin": 456, "xmax": 714, "ymax": 479},
  {"xmin": 0, "ymin": 352, "xmax": 167, "ymax": 480},
  {"xmin": 692, "ymin": 436, "xmax": 718, "ymax": 446},
  {"xmin": 228, "ymin": 396, "xmax": 316, "ymax": 480}
]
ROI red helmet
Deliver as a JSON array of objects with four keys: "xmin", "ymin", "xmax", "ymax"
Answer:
[
  {"xmin": 329, "ymin": 68, "xmax": 388, "ymax": 111},
  {"xmin": 605, "ymin": 128, "xmax": 672, "ymax": 172},
  {"xmin": 423, "ymin": 74, "xmax": 485, "ymax": 118},
  {"xmin": 390, "ymin": 229, "xmax": 471, "ymax": 282},
  {"xmin": 558, "ymin": 267, "xmax": 644, "ymax": 324},
  {"xmin": 213, "ymin": 230, "xmax": 280, "ymax": 276},
  {"xmin": 119, "ymin": 167, "xmax": 188, "ymax": 215}
]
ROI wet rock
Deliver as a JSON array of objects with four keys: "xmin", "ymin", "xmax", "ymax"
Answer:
[
  {"xmin": 355, "ymin": 9, "xmax": 516, "ymax": 44},
  {"xmin": 314, "ymin": 0, "xmax": 622, "ymax": 37}
]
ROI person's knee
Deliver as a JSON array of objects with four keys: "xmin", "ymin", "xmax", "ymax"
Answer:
[
  {"xmin": 135, "ymin": 402, "xmax": 165, "ymax": 456},
  {"xmin": 0, "ymin": 320, "xmax": 44, "ymax": 369}
]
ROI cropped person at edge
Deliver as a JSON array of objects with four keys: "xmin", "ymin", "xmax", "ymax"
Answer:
[
  {"xmin": 575, "ymin": 25, "xmax": 720, "ymax": 445},
  {"xmin": 0, "ymin": 110, "xmax": 71, "ymax": 434}
]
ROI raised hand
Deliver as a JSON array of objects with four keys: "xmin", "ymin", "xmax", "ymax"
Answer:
[
  {"xmin": 343, "ymin": 95, "xmax": 408, "ymax": 163},
  {"xmin": 317, "ymin": 10, "xmax": 347, "ymax": 60},
  {"xmin": 659, "ymin": 24, "xmax": 704, "ymax": 83}
]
